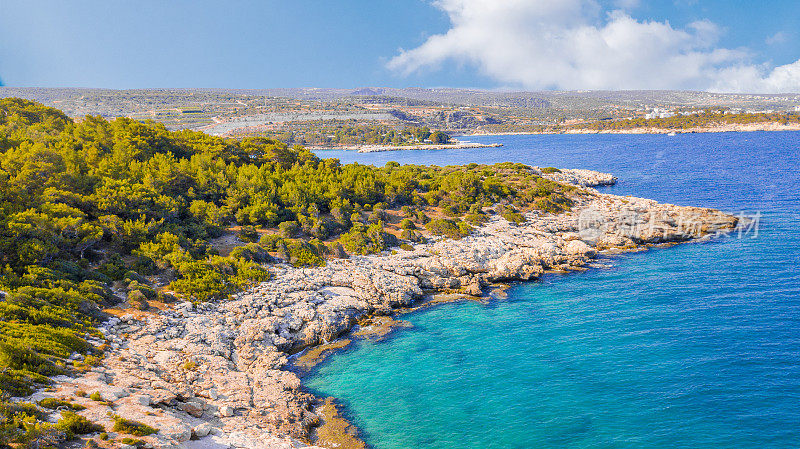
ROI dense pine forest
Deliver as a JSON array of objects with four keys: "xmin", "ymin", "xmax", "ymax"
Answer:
[{"xmin": 0, "ymin": 98, "xmax": 574, "ymax": 446}]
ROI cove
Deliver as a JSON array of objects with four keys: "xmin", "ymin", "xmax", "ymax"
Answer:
[{"xmin": 307, "ymin": 132, "xmax": 800, "ymax": 448}]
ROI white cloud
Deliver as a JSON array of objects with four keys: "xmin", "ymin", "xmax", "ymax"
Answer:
[
  {"xmin": 766, "ymin": 31, "xmax": 788, "ymax": 45},
  {"xmin": 387, "ymin": 0, "xmax": 800, "ymax": 93}
]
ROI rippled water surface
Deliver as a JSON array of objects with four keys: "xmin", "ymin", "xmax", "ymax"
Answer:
[{"xmin": 307, "ymin": 132, "xmax": 800, "ymax": 449}]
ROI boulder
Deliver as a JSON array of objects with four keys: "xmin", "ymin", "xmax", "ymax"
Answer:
[
  {"xmin": 564, "ymin": 240, "xmax": 596, "ymax": 257},
  {"xmin": 179, "ymin": 399, "xmax": 205, "ymax": 417},
  {"xmin": 134, "ymin": 394, "xmax": 151, "ymax": 406},
  {"xmin": 192, "ymin": 422, "xmax": 212, "ymax": 438},
  {"xmin": 99, "ymin": 386, "xmax": 129, "ymax": 402}
]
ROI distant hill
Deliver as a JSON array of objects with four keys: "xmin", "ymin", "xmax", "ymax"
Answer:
[{"xmin": 1, "ymin": 87, "xmax": 798, "ymax": 135}]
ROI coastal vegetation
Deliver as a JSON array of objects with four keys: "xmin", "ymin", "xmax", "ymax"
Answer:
[
  {"xmin": 0, "ymin": 98, "xmax": 575, "ymax": 446},
  {"xmin": 471, "ymin": 110, "xmax": 800, "ymax": 135},
  {"xmin": 111, "ymin": 416, "xmax": 157, "ymax": 436},
  {"xmin": 563, "ymin": 111, "xmax": 800, "ymax": 131},
  {"xmin": 257, "ymin": 122, "xmax": 451, "ymax": 147}
]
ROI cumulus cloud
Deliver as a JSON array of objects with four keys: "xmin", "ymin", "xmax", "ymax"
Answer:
[
  {"xmin": 766, "ymin": 31, "xmax": 788, "ymax": 45},
  {"xmin": 387, "ymin": 0, "xmax": 800, "ymax": 93}
]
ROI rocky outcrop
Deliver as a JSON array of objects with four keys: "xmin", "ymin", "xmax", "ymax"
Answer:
[
  {"xmin": 35, "ymin": 171, "xmax": 738, "ymax": 449},
  {"xmin": 537, "ymin": 167, "xmax": 617, "ymax": 187}
]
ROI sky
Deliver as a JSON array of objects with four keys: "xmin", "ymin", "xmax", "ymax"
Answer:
[{"xmin": 0, "ymin": 0, "xmax": 798, "ymax": 92}]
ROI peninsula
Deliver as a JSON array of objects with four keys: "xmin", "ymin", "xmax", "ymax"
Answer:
[
  {"xmin": 48, "ymin": 171, "xmax": 737, "ymax": 449},
  {"xmin": 0, "ymin": 99, "xmax": 738, "ymax": 449}
]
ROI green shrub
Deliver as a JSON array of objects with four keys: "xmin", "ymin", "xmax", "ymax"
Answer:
[
  {"xmin": 285, "ymin": 241, "xmax": 324, "ymax": 267},
  {"xmin": 278, "ymin": 221, "xmax": 299, "ymax": 238},
  {"xmin": 238, "ymin": 226, "xmax": 259, "ymax": 243},
  {"xmin": 229, "ymin": 243, "xmax": 271, "ymax": 263},
  {"xmin": 339, "ymin": 222, "xmax": 397, "ymax": 255},
  {"xmin": 120, "ymin": 437, "xmax": 146, "ymax": 447},
  {"xmin": 441, "ymin": 203, "xmax": 461, "ymax": 217},
  {"xmin": 540, "ymin": 167, "xmax": 561, "ymax": 174},
  {"xmin": 38, "ymin": 398, "xmax": 86, "ymax": 411},
  {"xmin": 167, "ymin": 252, "xmax": 271, "ymax": 302},
  {"xmin": 0, "ymin": 371, "xmax": 37, "ymax": 396},
  {"xmin": 57, "ymin": 411, "xmax": 103, "ymax": 438},
  {"xmin": 0, "ymin": 341, "xmax": 62, "ymax": 379},
  {"xmin": 400, "ymin": 229, "xmax": 425, "ymax": 243},
  {"xmin": 368, "ymin": 209, "xmax": 387, "ymax": 224},
  {"xmin": 533, "ymin": 195, "xmax": 574, "ymax": 214},
  {"xmin": 96, "ymin": 256, "xmax": 126, "ymax": 281},
  {"xmin": 99, "ymin": 432, "xmax": 109, "ymax": 440},
  {"xmin": 425, "ymin": 219, "xmax": 471, "ymax": 239},
  {"xmin": 259, "ymin": 233, "xmax": 283, "ymax": 251},
  {"xmin": 465, "ymin": 213, "xmax": 489, "ymax": 226},
  {"xmin": 0, "ymin": 401, "xmax": 47, "ymax": 421},
  {"xmin": 399, "ymin": 218, "xmax": 416, "ymax": 230},
  {"xmin": 89, "ymin": 392, "xmax": 102, "ymax": 401},
  {"xmin": 349, "ymin": 212, "xmax": 364, "ymax": 226},
  {"xmin": 127, "ymin": 290, "xmax": 149, "ymax": 310},
  {"xmin": 112, "ymin": 415, "xmax": 157, "ymax": 436},
  {"xmin": 126, "ymin": 281, "xmax": 156, "ymax": 300},
  {"xmin": 330, "ymin": 206, "xmax": 351, "ymax": 227},
  {"xmin": 7, "ymin": 419, "xmax": 66, "ymax": 447},
  {"xmin": 501, "ymin": 211, "xmax": 526, "ymax": 224},
  {"xmin": 123, "ymin": 271, "xmax": 148, "ymax": 285}
]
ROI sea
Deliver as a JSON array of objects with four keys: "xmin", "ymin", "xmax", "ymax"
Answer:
[{"xmin": 307, "ymin": 132, "xmax": 800, "ymax": 449}]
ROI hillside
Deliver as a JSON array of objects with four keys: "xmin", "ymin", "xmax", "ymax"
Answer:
[
  {"xmin": 0, "ymin": 98, "xmax": 575, "ymax": 447},
  {"xmin": 2, "ymin": 87, "xmax": 798, "ymax": 139}
]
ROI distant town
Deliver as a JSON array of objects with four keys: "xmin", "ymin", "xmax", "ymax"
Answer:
[{"xmin": 1, "ymin": 87, "xmax": 799, "ymax": 143}]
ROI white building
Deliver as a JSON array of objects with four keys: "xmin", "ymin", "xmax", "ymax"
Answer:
[{"xmin": 645, "ymin": 108, "xmax": 676, "ymax": 119}]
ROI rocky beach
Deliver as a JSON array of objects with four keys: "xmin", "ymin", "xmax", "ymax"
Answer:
[{"xmin": 26, "ymin": 170, "xmax": 738, "ymax": 449}]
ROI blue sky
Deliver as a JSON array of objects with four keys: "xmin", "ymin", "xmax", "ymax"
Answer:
[{"xmin": 0, "ymin": 0, "xmax": 798, "ymax": 92}]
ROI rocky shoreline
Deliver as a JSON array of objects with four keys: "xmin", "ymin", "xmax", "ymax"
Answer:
[
  {"xmin": 27, "ymin": 171, "xmax": 739, "ymax": 449},
  {"xmin": 309, "ymin": 141, "xmax": 503, "ymax": 153},
  {"xmin": 465, "ymin": 121, "xmax": 800, "ymax": 136}
]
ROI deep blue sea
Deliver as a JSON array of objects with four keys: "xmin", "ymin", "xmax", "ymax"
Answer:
[{"xmin": 307, "ymin": 132, "xmax": 800, "ymax": 449}]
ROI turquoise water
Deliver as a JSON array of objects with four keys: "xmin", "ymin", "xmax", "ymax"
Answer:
[{"xmin": 307, "ymin": 132, "xmax": 800, "ymax": 448}]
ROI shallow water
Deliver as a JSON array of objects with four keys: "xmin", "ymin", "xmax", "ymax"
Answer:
[{"xmin": 307, "ymin": 132, "xmax": 800, "ymax": 448}]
